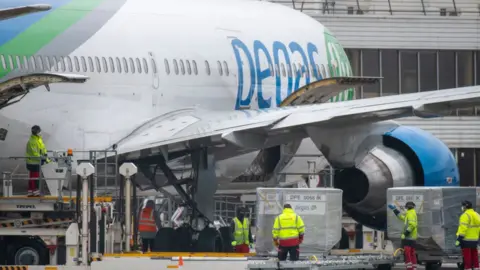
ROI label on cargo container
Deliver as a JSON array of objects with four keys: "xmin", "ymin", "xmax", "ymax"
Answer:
[
  {"xmin": 391, "ymin": 194, "xmax": 424, "ymax": 213},
  {"xmin": 288, "ymin": 202, "xmax": 326, "ymax": 215},
  {"xmin": 285, "ymin": 193, "xmax": 326, "ymax": 201}
]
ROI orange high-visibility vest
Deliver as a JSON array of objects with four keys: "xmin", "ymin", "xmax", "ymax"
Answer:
[{"xmin": 139, "ymin": 207, "xmax": 156, "ymax": 233}]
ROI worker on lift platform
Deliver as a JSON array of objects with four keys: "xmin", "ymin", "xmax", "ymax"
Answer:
[
  {"xmin": 455, "ymin": 200, "xmax": 480, "ymax": 270},
  {"xmin": 272, "ymin": 204, "xmax": 305, "ymax": 261},
  {"xmin": 25, "ymin": 125, "xmax": 50, "ymax": 197},
  {"xmin": 388, "ymin": 201, "xmax": 418, "ymax": 270},
  {"xmin": 138, "ymin": 199, "xmax": 161, "ymax": 253},
  {"xmin": 231, "ymin": 206, "xmax": 253, "ymax": 253}
]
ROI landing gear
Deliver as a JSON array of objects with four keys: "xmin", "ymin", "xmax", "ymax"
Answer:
[{"xmin": 147, "ymin": 148, "xmax": 224, "ymax": 252}]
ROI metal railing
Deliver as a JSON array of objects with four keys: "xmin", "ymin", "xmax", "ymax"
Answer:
[{"xmin": 264, "ymin": 0, "xmax": 480, "ymax": 16}]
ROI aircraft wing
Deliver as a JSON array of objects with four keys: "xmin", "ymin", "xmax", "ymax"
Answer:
[
  {"xmin": 0, "ymin": 4, "xmax": 51, "ymax": 21},
  {"xmin": 115, "ymin": 84, "xmax": 480, "ymax": 160}
]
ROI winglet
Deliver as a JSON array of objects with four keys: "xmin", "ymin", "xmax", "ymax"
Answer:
[{"xmin": 0, "ymin": 4, "xmax": 52, "ymax": 21}]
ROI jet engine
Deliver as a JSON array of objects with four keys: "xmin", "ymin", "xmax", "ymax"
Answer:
[{"xmin": 306, "ymin": 121, "xmax": 459, "ymax": 231}]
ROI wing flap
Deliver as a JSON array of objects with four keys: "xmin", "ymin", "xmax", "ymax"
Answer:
[
  {"xmin": 280, "ymin": 76, "xmax": 380, "ymax": 106},
  {"xmin": 0, "ymin": 4, "xmax": 51, "ymax": 21}
]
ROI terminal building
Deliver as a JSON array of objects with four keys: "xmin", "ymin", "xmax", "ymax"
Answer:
[{"xmin": 269, "ymin": 0, "xmax": 480, "ymax": 186}]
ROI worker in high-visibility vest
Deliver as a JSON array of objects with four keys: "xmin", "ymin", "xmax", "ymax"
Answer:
[
  {"xmin": 137, "ymin": 199, "xmax": 161, "ymax": 252},
  {"xmin": 388, "ymin": 202, "xmax": 418, "ymax": 270},
  {"xmin": 272, "ymin": 204, "xmax": 305, "ymax": 261},
  {"xmin": 456, "ymin": 200, "xmax": 480, "ymax": 270},
  {"xmin": 25, "ymin": 125, "xmax": 50, "ymax": 197},
  {"xmin": 230, "ymin": 206, "xmax": 253, "ymax": 253}
]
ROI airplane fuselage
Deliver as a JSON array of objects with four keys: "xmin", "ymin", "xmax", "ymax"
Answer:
[{"xmin": 0, "ymin": 0, "xmax": 352, "ymax": 185}]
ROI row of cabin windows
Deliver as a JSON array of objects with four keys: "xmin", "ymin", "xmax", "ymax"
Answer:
[
  {"xmin": 0, "ymin": 54, "xmax": 151, "ymax": 74},
  {"xmin": 0, "ymin": 54, "xmax": 335, "ymax": 79}
]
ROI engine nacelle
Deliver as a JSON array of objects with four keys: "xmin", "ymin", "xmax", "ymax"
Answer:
[{"xmin": 306, "ymin": 121, "xmax": 459, "ymax": 230}]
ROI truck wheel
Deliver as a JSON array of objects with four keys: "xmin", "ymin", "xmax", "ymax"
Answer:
[
  {"xmin": 425, "ymin": 261, "xmax": 442, "ymax": 270},
  {"xmin": 7, "ymin": 238, "xmax": 49, "ymax": 265}
]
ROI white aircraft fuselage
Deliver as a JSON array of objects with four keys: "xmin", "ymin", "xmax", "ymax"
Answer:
[{"xmin": 0, "ymin": 0, "xmax": 351, "ymax": 186}]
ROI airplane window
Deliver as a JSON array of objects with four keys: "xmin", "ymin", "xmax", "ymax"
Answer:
[
  {"xmin": 66, "ymin": 56, "xmax": 73, "ymax": 72},
  {"xmin": 109, "ymin": 57, "xmax": 115, "ymax": 73},
  {"xmin": 88, "ymin": 57, "xmax": 94, "ymax": 72},
  {"xmin": 281, "ymin": 63, "xmax": 286, "ymax": 77},
  {"xmin": 0, "ymin": 55, "xmax": 6, "ymax": 71},
  {"xmin": 192, "ymin": 60, "xmax": 198, "ymax": 75},
  {"xmin": 305, "ymin": 65, "xmax": 309, "ymax": 78},
  {"xmin": 23, "ymin": 56, "xmax": 30, "ymax": 70},
  {"xmin": 14, "ymin": 55, "xmax": 21, "ymax": 70},
  {"xmin": 129, "ymin": 58, "xmax": 135, "ymax": 74},
  {"xmin": 269, "ymin": 64, "xmax": 274, "ymax": 76},
  {"xmin": 122, "ymin": 57, "xmax": 129, "ymax": 73},
  {"xmin": 179, "ymin": 60, "xmax": 185, "ymax": 75},
  {"xmin": 292, "ymin": 63, "xmax": 297, "ymax": 76},
  {"xmin": 51, "ymin": 56, "xmax": 58, "ymax": 71},
  {"xmin": 59, "ymin": 56, "xmax": 66, "ymax": 72},
  {"xmin": 297, "ymin": 63, "xmax": 303, "ymax": 77},
  {"xmin": 223, "ymin": 61, "xmax": 229, "ymax": 76},
  {"xmin": 142, "ymin": 58, "xmax": 148, "ymax": 74},
  {"xmin": 102, "ymin": 57, "xmax": 108, "ymax": 73},
  {"xmin": 73, "ymin": 57, "xmax": 80, "ymax": 72},
  {"xmin": 80, "ymin": 57, "xmax": 87, "ymax": 72},
  {"xmin": 28, "ymin": 56, "xmax": 35, "ymax": 71},
  {"xmin": 321, "ymin": 64, "xmax": 327, "ymax": 78},
  {"xmin": 173, "ymin": 59, "xmax": 179, "ymax": 75},
  {"xmin": 135, "ymin": 58, "xmax": 142, "ymax": 74},
  {"xmin": 150, "ymin": 56, "xmax": 157, "ymax": 74},
  {"xmin": 95, "ymin": 57, "xmax": 101, "ymax": 73},
  {"xmin": 36, "ymin": 56, "xmax": 43, "ymax": 71},
  {"xmin": 164, "ymin": 59, "xmax": 170, "ymax": 75},
  {"xmin": 205, "ymin": 60, "xmax": 210, "ymax": 75},
  {"xmin": 217, "ymin": 61, "xmax": 223, "ymax": 76},
  {"xmin": 275, "ymin": 64, "xmax": 279, "ymax": 77},
  {"xmin": 316, "ymin": 64, "xmax": 320, "ymax": 77},
  {"xmin": 44, "ymin": 56, "xmax": 51, "ymax": 71},
  {"xmin": 186, "ymin": 60, "xmax": 191, "ymax": 75},
  {"xmin": 116, "ymin": 57, "xmax": 122, "ymax": 73}
]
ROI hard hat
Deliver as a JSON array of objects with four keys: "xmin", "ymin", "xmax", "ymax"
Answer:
[{"xmin": 31, "ymin": 125, "xmax": 41, "ymax": 135}]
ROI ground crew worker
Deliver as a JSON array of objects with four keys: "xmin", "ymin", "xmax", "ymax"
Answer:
[
  {"xmin": 388, "ymin": 202, "xmax": 418, "ymax": 270},
  {"xmin": 231, "ymin": 206, "xmax": 253, "ymax": 253},
  {"xmin": 25, "ymin": 125, "xmax": 50, "ymax": 197},
  {"xmin": 137, "ymin": 199, "xmax": 161, "ymax": 252},
  {"xmin": 272, "ymin": 204, "xmax": 305, "ymax": 261},
  {"xmin": 456, "ymin": 200, "xmax": 480, "ymax": 270}
]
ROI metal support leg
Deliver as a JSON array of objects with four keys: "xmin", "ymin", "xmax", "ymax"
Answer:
[
  {"xmin": 191, "ymin": 150, "xmax": 217, "ymax": 221},
  {"xmin": 76, "ymin": 163, "xmax": 95, "ymax": 266},
  {"xmin": 119, "ymin": 163, "xmax": 138, "ymax": 253}
]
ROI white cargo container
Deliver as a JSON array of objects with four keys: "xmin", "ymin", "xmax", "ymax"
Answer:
[{"xmin": 254, "ymin": 187, "xmax": 343, "ymax": 255}]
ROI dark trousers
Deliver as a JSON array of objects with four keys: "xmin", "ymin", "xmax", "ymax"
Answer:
[
  {"xmin": 462, "ymin": 247, "xmax": 479, "ymax": 270},
  {"xmin": 277, "ymin": 245, "xmax": 299, "ymax": 261},
  {"xmin": 142, "ymin": 238, "xmax": 155, "ymax": 252}
]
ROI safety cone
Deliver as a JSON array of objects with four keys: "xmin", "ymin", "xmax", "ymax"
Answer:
[{"xmin": 178, "ymin": 256, "xmax": 184, "ymax": 267}]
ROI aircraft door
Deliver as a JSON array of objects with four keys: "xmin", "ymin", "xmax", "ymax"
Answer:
[{"xmin": 148, "ymin": 52, "xmax": 160, "ymax": 110}]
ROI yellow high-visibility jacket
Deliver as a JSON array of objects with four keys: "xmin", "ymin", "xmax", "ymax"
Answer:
[
  {"xmin": 232, "ymin": 217, "xmax": 250, "ymax": 245},
  {"xmin": 272, "ymin": 208, "xmax": 305, "ymax": 247},
  {"xmin": 25, "ymin": 135, "xmax": 48, "ymax": 165},
  {"xmin": 456, "ymin": 209, "xmax": 480, "ymax": 247},
  {"xmin": 394, "ymin": 208, "xmax": 417, "ymax": 241}
]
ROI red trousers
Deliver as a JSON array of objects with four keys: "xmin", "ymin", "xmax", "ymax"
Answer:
[
  {"xmin": 28, "ymin": 170, "xmax": 40, "ymax": 191},
  {"xmin": 404, "ymin": 246, "xmax": 417, "ymax": 270},
  {"xmin": 233, "ymin": 244, "xmax": 249, "ymax": 253},
  {"xmin": 462, "ymin": 247, "xmax": 479, "ymax": 270}
]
